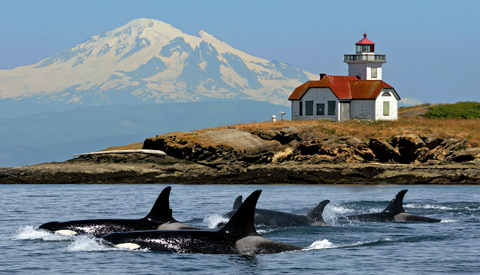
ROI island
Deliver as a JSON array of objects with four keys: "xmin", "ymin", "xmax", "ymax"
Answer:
[{"xmin": 1, "ymin": 104, "xmax": 479, "ymax": 185}]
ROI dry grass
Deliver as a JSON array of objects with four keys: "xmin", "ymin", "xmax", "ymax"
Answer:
[
  {"xmin": 102, "ymin": 142, "xmax": 144, "ymax": 151},
  {"xmin": 233, "ymin": 116, "xmax": 480, "ymax": 147},
  {"xmin": 105, "ymin": 104, "xmax": 480, "ymax": 150}
]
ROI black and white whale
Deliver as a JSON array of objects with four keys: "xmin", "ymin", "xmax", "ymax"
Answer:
[
  {"xmin": 39, "ymin": 186, "xmax": 198, "ymax": 237},
  {"xmin": 339, "ymin": 189, "xmax": 441, "ymax": 223},
  {"xmin": 222, "ymin": 195, "xmax": 330, "ymax": 227},
  {"xmin": 102, "ymin": 190, "xmax": 303, "ymax": 254}
]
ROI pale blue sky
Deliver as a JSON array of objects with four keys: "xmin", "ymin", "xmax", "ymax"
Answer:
[{"xmin": 1, "ymin": 0, "xmax": 479, "ymax": 104}]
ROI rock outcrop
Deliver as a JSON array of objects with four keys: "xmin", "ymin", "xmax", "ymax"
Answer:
[
  {"xmin": 143, "ymin": 129, "xmax": 282, "ymax": 165},
  {"xmin": 1, "ymin": 125, "xmax": 479, "ymax": 185},
  {"xmin": 143, "ymin": 127, "xmax": 477, "ymax": 168}
]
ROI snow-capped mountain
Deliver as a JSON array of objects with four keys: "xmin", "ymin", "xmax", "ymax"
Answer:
[{"xmin": 0, "ymin": 18, "xmax": 316, "ymax": 106}]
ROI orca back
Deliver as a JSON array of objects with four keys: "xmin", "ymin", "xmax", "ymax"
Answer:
[
  {"xmin": 144, "ymin": 186, "xmax": 176, "ymax": 224},
  {"xmin": 305, "ymin": 200, "xmax": 330, "ymax": 224},
  {"xmin": 383, "ymin": 189, "xmax": 408, "ymax": 215},
  {"xmin": 232, "ymin": 195, "xmax": 243, "ymax": 210},
  {"xmin": 220, "ymin": 190, "xmax": 261, "ymax": 238}
]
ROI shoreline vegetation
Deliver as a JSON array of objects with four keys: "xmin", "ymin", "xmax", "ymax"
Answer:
[{"xmin": 1, "ymin": 103, "xmax": 479, "ymax": 184}]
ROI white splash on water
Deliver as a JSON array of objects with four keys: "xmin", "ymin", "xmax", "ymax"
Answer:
[
  {"xmin": 324, "ymin": 204, "xmax": 355, "ymax": 223},
  {"xmin": 305, "ymin": 238, "xmax": 396, "ymax": 251},
  {"xmin": 440, "ymin": 219, "xmax": 460, "ymax": 223},
  {"xmin": 304, "ymin": 239, "xmax": 336, "ymax": 250},
  {"xmin": 256, "ymin": 228, "xmax": 276, "ymax": 234},
  {"xmin": 405, "ymin": 204, "xmax": 453, "ymax": 210},
  {"xmin": 13, "ymin": 226, "xmax": 130, "ymax": 252},
  {"xmin": 327, "ymin": 205, "xmax": 355, "ymax": 216},
  {"xmin": 203, "ymin": 214, "xmax": 229, "ymax": 229},
  {"xmin": 13, "ymin": 226, "xmax": 73, "ymax": 241},
  {"xmin": 66, "ymin": 235, "xmax": 111, "ymax": 251},
  {"xmin": 367, "ymin": 208, "xmax": 384, "ymax": 213}
]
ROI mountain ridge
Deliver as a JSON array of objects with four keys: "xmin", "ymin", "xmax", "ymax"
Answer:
[{"xmin": 0, "ymin": 18, "xmax": 316, "ymax": 106}]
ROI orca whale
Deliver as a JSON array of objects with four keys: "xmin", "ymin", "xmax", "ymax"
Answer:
[
  {"xmin": 102, "ymin": 190, "xmax": 303, "ymax": 254},
  {"xmin": 222, "ymin": 195, "xmax": 330, "ymax": 227},
  {"xmin": 339, "ymin": 189, "xmax": 441, "ymax": 223},
  {"xmin": 39, "ymin": 186, "xmax": 198, "ymax": 237}
]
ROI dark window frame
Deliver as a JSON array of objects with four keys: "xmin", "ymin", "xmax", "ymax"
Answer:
[
  {"xmin": 316, "ymin": 103, "xmax": 325, "ymax": 115},
  {"xmin": 328, "ymin": 101, "xmax": 336, "ymax": 116},
  {"xmin": 305, "ymin": 101, "xmax": 314, "ymax": 116}
]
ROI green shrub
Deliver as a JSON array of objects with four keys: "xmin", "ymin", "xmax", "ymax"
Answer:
[{"xmin": 424, "ymin": 102, "xmax": 480, "ymax": 119}]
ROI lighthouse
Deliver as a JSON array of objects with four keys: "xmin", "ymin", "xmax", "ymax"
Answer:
[
  {"xmin": 344, "ymin": 33, "xmax": 386, "ymax": 80},
  {"xmin": 288, "ymin": 33, "xmax": 399, "ymax": 121}
]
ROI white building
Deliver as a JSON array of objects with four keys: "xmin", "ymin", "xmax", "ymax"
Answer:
[{"xmin": 289, "ymin": 33, "xmax": 400, "ymax": 121}]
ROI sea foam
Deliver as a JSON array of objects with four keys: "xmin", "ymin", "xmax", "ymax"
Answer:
[{"xmin": 13, "ymin": 226, "xmax": 73, "ymax": 241}]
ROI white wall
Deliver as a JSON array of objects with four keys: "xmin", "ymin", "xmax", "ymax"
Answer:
[
  {"xmin": 347, "ymin": 63, "xmax": 383, "ymax": 80},
  {"xmin": 367, "ymin": 65, "xmax": 383, "ymax": 80},
  {"xmin": 351, "ymin": 100, "xmax": 376, "ymax": 120},
  {"xmin": 291, "ymin": 87, "xmax": 340, "ymax": 121},
  {"xmin": 374, "ymin": 89, "xmax": 398, "ymax": 120},
  {"xmin": 290, "ymin": 87, "xmax": 399, "ymax": 121}
]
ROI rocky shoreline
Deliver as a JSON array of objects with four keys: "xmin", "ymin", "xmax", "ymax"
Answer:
[{"xmin": 1, "ymin": 125, "xmax": 480, "ymax": 184}]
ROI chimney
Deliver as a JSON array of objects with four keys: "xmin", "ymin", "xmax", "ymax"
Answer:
[{"xmin": 320, "ymin": 73, "xmax": 327, "ymax": 79}]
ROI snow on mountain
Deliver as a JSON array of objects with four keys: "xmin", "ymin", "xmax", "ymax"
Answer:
[
  {"xmin": 399, "ymin": 96, "xmax": 423, "ymax": 107},
  {"xmin": 0, "ymin": 18, "xmax": 316, "ymax": 106}
]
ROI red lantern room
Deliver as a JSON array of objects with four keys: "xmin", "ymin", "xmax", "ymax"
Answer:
[{"xmin": 355, "ymin": 33, "xmax": 375, "ymax": 53}]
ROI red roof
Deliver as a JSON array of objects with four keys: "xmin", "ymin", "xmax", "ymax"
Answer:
[
  {"xmin": 288, "ymin": 75, "xmax": 396, "ymax": 100},
  {"xmin": 356, "ymin": 33, "xmax": 375, "ymax": 45}
]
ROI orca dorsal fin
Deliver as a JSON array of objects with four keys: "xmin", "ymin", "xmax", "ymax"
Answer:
[
  {"xmin": 144, "ymin": 186, "xmax": 175, "ymax": 223},
  {"xmin": 383, "ymin": 189, "xmax": 408, "ymax": 214},
  {"xmin": 220, "ymin": 190, "xmax": 261, "ymax": 238},
  {"xmin": 233, "ymin": 195, "xmax": 243, "ymax": 210},
  {"xmin": 305, "ymin": 200, "xmax": 330, "ymax": 223}
]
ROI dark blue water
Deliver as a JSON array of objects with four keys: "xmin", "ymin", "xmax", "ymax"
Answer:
[{"xmin": 1, "ymin": 184, "xmax": 479, "ymax": 274}]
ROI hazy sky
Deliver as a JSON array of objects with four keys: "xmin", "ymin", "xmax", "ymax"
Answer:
[{"xmin": 1, "ymin": 0, "xmax": 479, "ymax": 104}]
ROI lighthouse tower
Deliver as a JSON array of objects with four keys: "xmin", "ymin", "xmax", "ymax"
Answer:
[{"xmin": 344, "ymin": 33, "xmax": 386, "ymax": 80}]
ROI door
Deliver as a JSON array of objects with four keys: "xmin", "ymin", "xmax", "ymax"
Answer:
[{"xmin": 340, "ymin": 102, "xmax": 351, "ymax": 121}]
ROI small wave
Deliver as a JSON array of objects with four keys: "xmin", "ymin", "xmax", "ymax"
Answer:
[
  {"xmin": 203, "ymin": 214, "xmax": 229, "ymax": 229},
  {"xmin": 366, "ymin": 208, "xmax": 384, "ymax": 213},
  {"xmin": 12, "ymin": 226, "xmax": 73, "ymax": 241},
  {"xmin": 327, "ymin": 205, "xmax": 355, "ymax": 216},
  {"xmin": 304, "ymin": 239, "xmax": 336, "ymax": 250},
  {"xmin": 440, "ymin": 219, "xmax": 460, "ymax": 223},
  {"xmin": 405, "ymin": 204, "xmax": 453, "ymax": 210},
  {"xmin": 463, "ymin": 206, "xmax": 480, "ymax": 211},
  {"xmin": 66, "ymin": 235, "xmax": 114, "ymax": 252},
  {"xmin": 256, "ymin": 228, "xmax": 277, "ymax": 234},
  {"xmin": 328, "ymin": 205, "xmax": 383, "ymax": 216},
  {"xmin": 305, "ymin": 238, "xmax": 395, "ymax": 251}
]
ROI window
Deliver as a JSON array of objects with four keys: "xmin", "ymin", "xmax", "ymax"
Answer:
[
  {"xmin": 328, "ymin": 101, "xmax": 336, "ymax": 115},
  {"xmin": 357, "ymin": 45, "xmax": 374, "ymax": 53},
  {"xmin": 371, "ymin": 67, "xmax": 377, "ymax": 78},
  {"xmin": 316, "ymin": 103, "xmax": 325, "ymax": 115},
  {"xmin": 299, "ymin": 101, "xmax": 302, "ymax": 116},
  {"xmin": 383, "ymin": 101, "xmax": 390, "ymax": 116},
  {"xmin": 305, "ymin": 101, "xmax": 313, "ymax": 115},
  {"xmin": 382, "ymin": 91, "xmax": 391, "ymax": 96}
]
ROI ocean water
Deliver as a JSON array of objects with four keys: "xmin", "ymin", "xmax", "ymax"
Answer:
[{"xmin": 1, "ymin": 184, "xmax": 479, "ymax": 274}]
